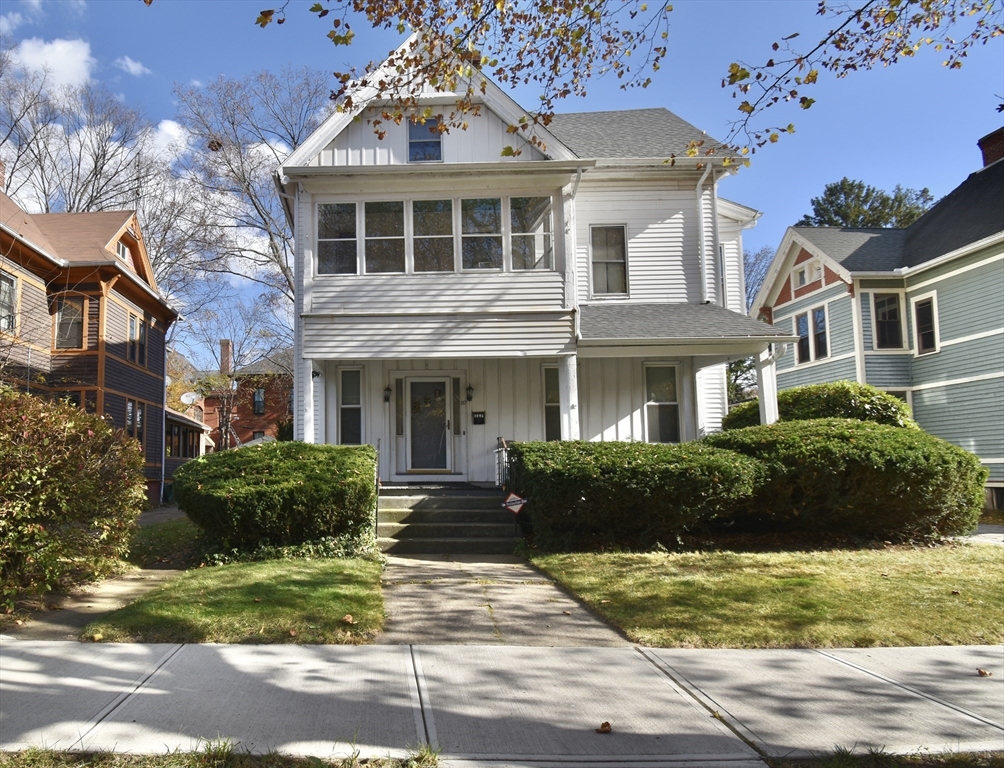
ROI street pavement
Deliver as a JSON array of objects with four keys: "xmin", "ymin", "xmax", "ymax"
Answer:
[{"xmin": 2, "ymin": 639, "xmax": 1002, "ymax": 766}]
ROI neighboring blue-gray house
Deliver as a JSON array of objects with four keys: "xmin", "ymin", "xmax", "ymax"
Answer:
[{"xmin": 752, "ymin": 128, "xmax": 1004, "ymax": 506}]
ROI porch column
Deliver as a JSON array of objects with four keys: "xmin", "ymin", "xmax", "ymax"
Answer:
[
  {"xmin": 755, "ymin": 346, "xmax": 779, "ymax": 425},
  {"xmin": 301, "ymin": 358, "xmax": 316, "ymax": 443},
  {"xmin": 559, "ymin": 353, "xmax": 580, "ymax": 440}
]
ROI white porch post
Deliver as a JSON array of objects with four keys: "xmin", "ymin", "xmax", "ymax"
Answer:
[
  {"xmin": 755, "ymin": 346, "xmax": 779, "ymax": 425},
  {"xmin": 302, "ymin": 358, "xmax": 316, "ymax": 443},
  {"xmin": 559, "ymin": 353, "xmax": 580, "ymax": 440}
]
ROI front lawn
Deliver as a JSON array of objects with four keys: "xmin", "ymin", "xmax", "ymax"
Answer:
[
  {"xmin": 531, "ymin": 543, "xmax": 1004, "ymax": 648},
  {"xmin": 83, "ymin": 558, "xmax": 384, "ymax": 644},
  {"xmin": 0, "ymin": 747, "xmax": 437, "ymax": 768}
]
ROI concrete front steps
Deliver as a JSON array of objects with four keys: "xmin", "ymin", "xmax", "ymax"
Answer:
[{"xmin": 377, "ymin": 487, "xmax": 518, "ymax": 554}]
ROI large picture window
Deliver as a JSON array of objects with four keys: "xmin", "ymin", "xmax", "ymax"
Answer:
[
  {"xmin": 318, "ymin": 203, "xmax": 358, "ymax": 275},
  {"xmin": 645, "ymin": 366, "xmax": 680, "ymax": 443},
  {"xmin": 591, "ymin": 225, "xmax": 627, "ymax": 295},
  {"xmin": 873, "ymin": 293, "xmax": 904, "ymax": 349},
  {"xmin": 55, "ymin": 296, "xmax": 84, "ymax": 349}
]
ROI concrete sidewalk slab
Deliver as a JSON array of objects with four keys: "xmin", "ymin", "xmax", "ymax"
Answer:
[
  {"xmin": 416, "ymin": 646, "xmax": 759, "ymax": 764},
  {"xmin": 826, "ymin": 646, "xmax": 1004, "ymax": 727},
  {"xmin": 0, "ymin": 641, "xmax": 181, "ymax": 750},
  {"xmin": 78, "ymin": 644, "xmax": 424, "ymax": 759},
  {"xmin": 648, "ymin": 648, "xmax": 1003, "ymax": 756}
]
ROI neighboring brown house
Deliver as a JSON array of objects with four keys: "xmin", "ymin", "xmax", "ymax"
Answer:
[
  {"xmin": 202, "ymin": 345, "xmax": 293, "ymax": 450},
  {"xmin": 164, "ymin": 406, "xmax": 210, "ymax": 499},
  {"xmin": 0, "ymin": 191, "xmax": 178, "ymax": 504}
]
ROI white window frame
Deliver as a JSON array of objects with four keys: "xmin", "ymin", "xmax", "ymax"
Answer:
[
  {"xmin": 910, "ymin": 291, "xmax": 941, "ymax": 356},
  {"xmin": 643, "ymin": 364, "xmax": 681, "ymax": 444},
  {"xmin": 0, "ymin": 270, "xmax": 17, "ymax": 335},
  {"xmin": 793, "ymin": 305, "xmax": 830, "ymax": 365},
  {"xmin": 363, "ymin": 200, "xmax": 407, "ymax": 274},
  {"xmin": 589, "ymin": 223, "xmax": 629, "ymax": 299},
  {"xmin": 316, "ymin": 202, "xmax": 360, "ymax": 276},
  {"xmin": 117, "ymin": 241, "xmax": 130, "ymax": 261},
  {"xmin": 790, "ymin": 259, "xmax": 822, "ymax": 294},
  {"xmin": 337, "ymin": 367, "xmax": 365, "ymax": 445},
  {"xmin": 871, "ymin": 291, "xmax": 907, "ymax": 350},
  {"xmin": 542, "ymin": 364, "xmax": 561, "ymax": 441},
  {"xmin": 408, "ymin": 117, "xmax": 443, "ymax": 164}
]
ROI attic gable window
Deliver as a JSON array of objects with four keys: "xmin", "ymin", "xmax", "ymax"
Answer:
[
  {"xmin": 117, "ymin": 241, "xmax": 129, "ymax": 260},
  {"xmin": 409, "ymin": 118, "xmax": 442, "ymax": 162}
]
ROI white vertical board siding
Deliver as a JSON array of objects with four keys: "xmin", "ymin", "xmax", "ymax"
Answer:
[
  {"xmin": 696, "ymin": 363, "xmax": 727, "ymax": 435},
  {"xmin": 574, "ymin": 182, "xmax": 702, "ymax": 303},
  {"xmin": 311, "ymin": 108, "xmax": 545, "ymax": 167}
]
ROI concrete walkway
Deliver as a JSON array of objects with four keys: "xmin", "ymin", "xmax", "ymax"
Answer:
[{"xmin": 1, "ymin": 639, "xmax": 1001, "ymax": 766}]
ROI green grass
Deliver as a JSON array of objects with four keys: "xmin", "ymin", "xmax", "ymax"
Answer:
[
  {"xmin": 764, "ymin": 749, "xmax": 1004, "ymax": 768},
  {"xmin": 531, "ymin": 543, "xmax": 1004, "ymax": 648},
  {"xmin": 0, "ymin": 746, "xmax": 438, "ymax": 768},
  {"xmin": 83, "ymin": 558, "xmax": 384, "ymax": 644},
  {"xmin": 127, "ymin": 518, "xmax": 203, "ymax": 568}
]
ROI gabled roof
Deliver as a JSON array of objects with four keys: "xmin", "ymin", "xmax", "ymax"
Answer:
[
  {"xmin": 0, "ymin": 191, "xmax": 59, "ymax": 260},
  {"xmin": 238, "ymin": 347, "xmax": 294, "ymax": 376},
  {"xmin": 579, "ymin": 302, "xmax": 792, "ymax": 342},
  {"xmin": 792, "ymin": 227, "xmax": 908, "ymax": 272},
  {"xmin": 548, "ymin": 108, "xmax": 723, "ymax": 160},
  {"xmin": 30, "ymin": 210, "xmax": 136, "ymax": 264}
]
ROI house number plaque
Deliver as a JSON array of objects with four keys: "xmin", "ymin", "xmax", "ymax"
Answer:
[{"xmin": 471, "ymin": 411, "xmax": 486, "ymax": 425}]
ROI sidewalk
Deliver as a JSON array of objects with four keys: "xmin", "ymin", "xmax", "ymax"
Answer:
[{"xmin": 1, "ymin": 639, "xmax": 1001, "ymax": 766}]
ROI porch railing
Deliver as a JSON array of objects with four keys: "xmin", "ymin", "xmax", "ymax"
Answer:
[{"xmin": 495, "ymin": 436, "xmax": 512, "ymax": 490}]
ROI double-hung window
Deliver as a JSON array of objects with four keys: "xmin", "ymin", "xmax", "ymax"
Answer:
[
  {"xmin": 253, "ymin": 387, "xmax": 266, "ymax": 415},
  {"xmin": 795, "ymin": 307, "xmax": 828, "ymax": 364},
  {"xmin": 128, "ymin": 314, "xmax": 147, "ymax": 366},
  {"xmin": 912, "ymin": 294, "xmax": 939, "ymax": 355},
  {"xmin": 873, "ymin": 294, "xmax": 903, "ymax": 349},
  {"xmin": 461, "ymin": 198, "xmax": 503, "ymax": 270},
  {"xmin": 126, "ymin": 399, "xmax": 145, "ymax": 447},
  {"xmin": 511, "ymin": 197, "xmax": 553, "ymax": 270},
  {"xmin": 409, "ymin": 118, "xmax": 442, "ymax": 162},
  {"xmin": 413, "ymin": 200, "xmax": 455, "ymax": 272},
  {"xmin": 645, "ymin": 366, "xmax": 680, "ymax": 443},
  {"xmin": 591, "ymin": 226, "xmax": 627, "ymax": 295},
  {"xmin": 365, "ymin": 201, "xmax": 405, "ymax": 273},
  {"xmin": 55, "ymin": 296, "xmax": 84, "ymax": 349},
  {"xmin": 317, "ymin": 203, "xmax": 358, "ymax": 275},
  {"xmin": 0, "ymin": 271, "xmax": 15, "ymax": 334},
  {"xmin": 339, "ymin": 369, "xmax": 363, "ymax": 445}
]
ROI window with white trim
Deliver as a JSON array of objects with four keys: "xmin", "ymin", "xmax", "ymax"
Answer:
[
  {"xmin": 317, "ymin": 203, "xmax": 358, "ymax": 275},
  {"xmin": 117, "ymin": 241, "xmax": 130, "ymax": 260},
  {"xmin": 791, "ymin": 260, "xmax": 822, "ymax": 293},
  {"xmin": 511, "ymin": 197, "xmax": 553, "ymax": 270},
  {"xmin": 912, "ymin": 294, "xmax": 939, "ymax": 355},
  {"xmin": 409, "ymin": 117, "xmax": 442, "ymax": 162},
  {"xmin": 591, "ymin": 225, "xmax": 627, "ymax": 295},
  {"xmin": 543, "ymin": 366, "xmax": 560, "ymax": 441},
  {"xmin": 461, "ymin": 198, "xmax": 503, "ymax": 270},
  {"xmin": 0, "ymin": 271, "xmax": 16, "ymax": 334},
  {"xmin": 873, "ymin": 293, "xmax": 904, "ymax": 349},
  {"xmin": 365, "ymin": 201, "xmax": 405, "ymax": 273},
  {"xmin": 339, "ymin": 369, "xmax": 363, "ymax": 445},
  {"xmin": 413, "ymin": 200, "xmax": 454, "ymax": 272},
  {"xmin": 795, "ymin": 306, "xmax": 828, "ymax": 364},
  {"xmin": 645, "ymin": 365, "xmax": 680, "ymax": 443}
]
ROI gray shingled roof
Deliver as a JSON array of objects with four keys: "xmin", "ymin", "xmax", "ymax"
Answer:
[
  {"xmin": 237, "ymin": 347, "xmax": 294, "ymax": 376},
  {"xmin": 793, "ymin": 228, "xmax": 908, "ymax": 272},
  {"xmin": 548, "ymin": 108, "xmax": 725, "ymax": 159},
  {"xmin": 793, "ymin": 159, "xmax": 1004, "ymax": 273},
  {"xmin": 579, "ymin": 302, "xmax": 792, "ymax": 341}
]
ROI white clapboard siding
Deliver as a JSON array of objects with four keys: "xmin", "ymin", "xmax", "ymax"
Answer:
[
  {"xmin": 309, "ymin": 271, "xmax": 566, "ymax": 314},
  {"xmin": 574, "ymin": 184, "xmax": 703, "ymax": 303},
  {"xmin": 303, "ymin": 313, "xmax": 574, "ymax": 358},
  {"xmin": 311, "ymin": 108, "xmax": 545, "ymax": 166}
]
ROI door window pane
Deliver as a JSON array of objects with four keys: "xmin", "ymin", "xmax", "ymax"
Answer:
[
  {"xmin": 341, "ymin": 369, "xmax": 361, "ymax": 405},
  {"xmin": 340, "ymin": 369, "xmax": 362, "ymax": 444},
  {"xmin": 511, "ymin": 197, "xmax": 552, "ymax": 270},
  {"xmin": 410, "ymin": 381, "xmax": 447, "ymax": 469},
  {"xmin": 318, "ymin": 203, "xmax": 357, "ymax": 274}
]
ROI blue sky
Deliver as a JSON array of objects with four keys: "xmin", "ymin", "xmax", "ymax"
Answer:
[{"xmin": 3, "ymin": 0, "xmax": 1002, "ymax": 257}]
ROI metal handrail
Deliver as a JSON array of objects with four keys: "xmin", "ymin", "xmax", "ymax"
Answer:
[{"xmin": 495, "ymin": 436, "xmax": 511, "ymax": 490}]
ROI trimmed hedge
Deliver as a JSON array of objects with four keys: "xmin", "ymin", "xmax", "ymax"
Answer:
[
  {"xmin": 507, "ymin": 440, "xmax": 764, "ymax": 550},
  {"xmin": 0, "ymin": 388, "xmax": 146, "ymax": 607},
  {"xmin": 723, "ymin": 381, "xmax": 917, "ymax": 430},
  {"xmin": 173, "ymin": 442, "xmax": 377, "ymax": 551},
  {"xmin": 702, "ymin": 418, "xmax": 986, "ymax": 540}
]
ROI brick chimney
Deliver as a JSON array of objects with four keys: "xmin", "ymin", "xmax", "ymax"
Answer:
[
  {"xmin": 219, "ymin": 339, "xmax": 232, "ymax": 375},
  {"xmin": 977, "ymin": 127, "xmax": 1004, "ymax": 167}
]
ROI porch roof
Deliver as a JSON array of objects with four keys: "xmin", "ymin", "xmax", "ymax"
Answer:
[{"xmin": 578, "ymin": 302, "xmax": 795, "ymax": 344}]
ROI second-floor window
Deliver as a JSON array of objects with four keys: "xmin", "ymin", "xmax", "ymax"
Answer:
[
  {"xmin": 129, "ymin": 314, "xmax": 147, "ymax": 366},
  {"xmin": 913, "ymin": 294, "xmax": 939, "ymax": 355},
  {"xmin": 0, "ymin": 271, "xmax": 15, "ymax": 334},
  {"xmin": 317, "ymin": 196, "xmax": 553, "ymax": 276},
  {"xmin": 873, "ymin": 294, "xmax": 903, "ymax": 349},
  {"xmin": 591, "ymin": 225, "xmax": 627, "ymax": 296},
  {"xmin": 253, "ymin": 387, "xmax": 266, "ymax": 415},
  {"xmin": 795, "ymin": 307, "xmax": 828, "ymax": 364},
  {"xmin": 55, "ymin": 296, "xmax": 84, "ymax": 349}
]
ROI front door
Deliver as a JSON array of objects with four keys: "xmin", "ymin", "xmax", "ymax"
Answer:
[{"xmin": 407, "ymin": 378, "xmax": 451, "ymax": 471}]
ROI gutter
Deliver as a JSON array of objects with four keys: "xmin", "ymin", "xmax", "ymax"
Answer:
[{"xmin": 0, "ymin": 221, "xmax": 66, "ymax": 267}]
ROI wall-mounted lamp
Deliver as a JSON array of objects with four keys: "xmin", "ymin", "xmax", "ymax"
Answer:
[
  {"xmin": 384, "ymin": 386, "xmax": 392, "ymax": 403},
  {"xmin": 466, "ymin": 384, "xmax": 475, "ymax": 402},
  {"xmin": 311, "ymin": 370, "xmax": 321, "ymax": 379}
]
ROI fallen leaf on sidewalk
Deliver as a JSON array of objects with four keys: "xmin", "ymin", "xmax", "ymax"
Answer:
[
  {"xmin": 562, "ymin": 611, "xmax": 571, "ymax": 615},
  {"xmin": 595, "ymin": 721, "xmax": 612, "ymax": 733},
  {"xmin": 977, "ymin": 668, "xmax": 993, "ymax": 677}
]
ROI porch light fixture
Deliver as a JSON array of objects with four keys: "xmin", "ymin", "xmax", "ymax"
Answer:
[
  {"xmin": 466, "ymin": 384, "xmax": 474, "ymax": 402},
  {"xmin": 384, "ymin": 386, "xmax": 392, "ymax": 403},
  {"xmin": 311, "ymin": 370, "xmax": 321, "ymax": 379}
]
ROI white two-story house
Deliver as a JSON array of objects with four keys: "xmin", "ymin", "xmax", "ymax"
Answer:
[{"xmin": 276, "ymin": 48, "xmax": 792, "ymax": 485}]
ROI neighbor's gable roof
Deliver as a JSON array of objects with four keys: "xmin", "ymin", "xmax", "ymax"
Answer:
[
  {"xmin": 548, "ymin": 108, "xmax": 725, "ymax": 160},
  {"xmin": 793, "ymin": 227, "xmax": 908, "ymax": 272},
  {"xmin": 579, "ymin": 302, "xmax": 793, "ymax": 342},
  {"xmin": 0, "ymin": 191, "xmax": 59, "ymax": 261}
]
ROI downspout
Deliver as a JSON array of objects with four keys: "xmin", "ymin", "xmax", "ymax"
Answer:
[
  {"xmin": 569, "ymin": 166, "xmax": 584, "ymax": 340},
  {"xmin": 695, "ymin": 164, "xmax": 713, "ymax": 304}
]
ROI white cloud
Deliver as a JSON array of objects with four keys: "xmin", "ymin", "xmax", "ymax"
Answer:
[
  {"xmin": 10, "ymin": 37, "xmax": 95, "ymax": 88},
  {"xmin": 0, "ymin": 11, "xmax": 25, "ymax": 34},
  {"xmin": 114, "ymin": 55, "xmax": 151, "ymax": 77},
  {"xmin": 67, "ymin": 0, "xmax": 87, "ymax": 13},
  {"xmin": 22, "ymin": 0, "xmax": 43, "ymax": 12},
  {"xmin": 189, "ymin": 79, "xmax": 203, "ymax": 88},
  {"xmin": 152, "ymin": 119, "xmax": 189, "ymax": 161}
]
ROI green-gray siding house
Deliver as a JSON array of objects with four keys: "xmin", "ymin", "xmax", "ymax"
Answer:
[{"xmin": 752, "ymin": 128, "xmax": 1004, "ymax": 505}]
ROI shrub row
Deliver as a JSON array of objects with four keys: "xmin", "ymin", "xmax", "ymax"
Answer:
[
  {"xmin": 173, "ymin": 441, "xmax": 377, "ymax": 551},
  {"xmin": 0, "ymin": 388, "xmax": 146, "ymax": 607},
  {"xmin": 723, "ymin": 381, "xmax": 917, "ymax": 430},
  {"xmin": 507, "ymin": 440, "xmax": 763, "ymax": 550},
  {"xmin": 508, "ymin": 419, "xmax": 985, "ymax": 550}
]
